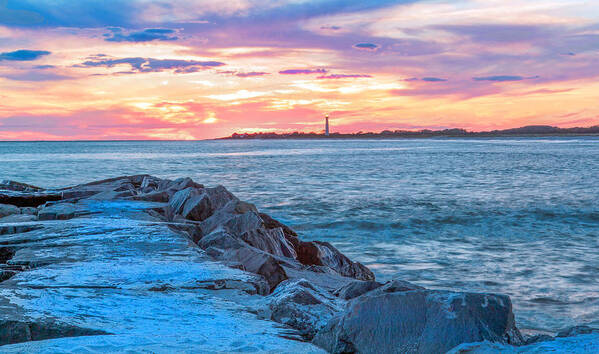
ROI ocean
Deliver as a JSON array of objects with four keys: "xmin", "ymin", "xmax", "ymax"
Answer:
[{"xmin": 1, "ymin": 138, "xmax": 597, "ymax": 333}]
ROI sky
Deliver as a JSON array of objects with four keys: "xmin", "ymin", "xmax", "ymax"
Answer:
[{"xmin": 1, "ymin": 0, "xmax": 599, "ymax": 140}]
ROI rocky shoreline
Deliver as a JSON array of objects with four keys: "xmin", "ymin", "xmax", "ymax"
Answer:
[{"xmin": 0, "ymin": 175, "xmax": 597, "ymax": 353}]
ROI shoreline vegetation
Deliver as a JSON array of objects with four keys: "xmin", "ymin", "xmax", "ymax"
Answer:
[{"xmin": 221, "ymin": 124, "xmax": 599, "ymax": 140}]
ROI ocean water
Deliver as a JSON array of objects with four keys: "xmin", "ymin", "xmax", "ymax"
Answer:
[{"xmin": 1, "ymin": 138, "xmax": 598, "ymax": 333}]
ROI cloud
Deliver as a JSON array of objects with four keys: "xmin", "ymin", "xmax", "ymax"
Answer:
[
  {"xmin": 80, "ymin": 57, "xmax": 225, "ymax": 73},
  {"xmin": 103, "ymin": 28, "xmax": 178, "ymax": 42},
  {"xmin": 421, "ymin": 77, "xmax": 447, "ymax": 82},
  {"xmin": 0, "ymin": 71, "xmax": 72, "ymax": 81},
  {"xmin": 403, "ymin": 77, "xmax": 448, "ymax": 82},
  {"xmin": 435, "ymin": 24, "xmax": 554, "ymax": 44},
  {"xmin": 235, "ymin": 71, "xmax": 269, "ymax": 77},
  {"xmin": 0, "ymin": 49, "xmax": 50, "ymax": 61},
  {"xmin": 353, "ymin": 43, "xmax": 379, "ymax": 51},
  {"xmin": 279, "ymin": 68, "xmax": 327, "ymax": 75},
  {"xmin": 473, "ymin": 75, "xmax": 539, "ymax": 82},
  {"xmin": 320, "ymin": 25, "xmax": 341, "ymax": 30},
  {"xmin": 317, "ymin": 74, "xmax": 371, "ymax": 79}
]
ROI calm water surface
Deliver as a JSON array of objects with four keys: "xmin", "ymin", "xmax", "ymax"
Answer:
[{"xmin": 1, "ymin": 138, "xmax": 598, "ymax": 332}]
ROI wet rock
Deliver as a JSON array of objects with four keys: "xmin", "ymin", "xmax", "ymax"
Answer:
[
  {"xmin": 0, "ymin": 204, "xmax": 20, "ymax": 218},
  {"xmin": 196, "ymin": 278, "xmax": 269, "ymax": 296},
  {"xmin": 0, "ymin": 192, "xmax": 61, "ymax": 207},
  {"xmin": 523, "ymin": 333, "xmax": 554, "ymax": 345},
  {"xmin": 198, "ymin": 229, "xmax": 245, "ymax": 251},
  {"xmin": 128, "ymin": 191, "xmax": 170, "ymax": 203},
  {"xmin": 38, "ymin": 203, "xmax": 77, "ymax": 221},
  {"xmin": 260, "ymin": 212, "xmax": 297, "ymax": 237},
  {"xmin": 0, "ymin": 180, "xmax": 43, "ymax": 192},
  {"xmin": 557, "ymin": 325, "xmax": 599, "ymax": 338},
  {"xmin": 205, "ymin": 185, "xmax": 237, "ymax": 211},
  {"xmin": 0, "ymin": 214, "xmax": 37, "ymax": 223},
  {"xmin": 167, "ymin": 177, "xmax": 204, "ymax": 193},
  {"xmin": 313, "ymin": 290, "xmax": 523, "ymax": 354},
  {"xmin": 240, "ymin": 228, "xmax": 297, "ymax": 258},
  {"xmin": 221, "ymin": 245, "xmax": 296, "ymax": 291},
  {"xmin": 263, "ymin": 279, "xmax": 342, "ymax": 339},
  {"xmin": 333, "ymin": 280, "xmax": 383, "ymax": 300},
  {"xmin": 19, "ymin": 207, "xmax": 38, "ymax": 215},
  {"xmin": 303, "ymin": 241, "xmax": 375, "ymax": 281},
  {"xmin": 0, "ymin": 224, "xmax": 43, "ymax": 235},
  {"xmin": 0, "ymin": 270, "xmax": 17, "ymax": 282},
  {"xmin": 369, "ymin": 279, "xmax": 424, "ymax": 295},
  {"xmin": 0, "ymin": 320, "xmax": 109, "ymax": 345},
  {"xmin": 0, "ymin": 247, "xmax": 15, "ymax": 263}
]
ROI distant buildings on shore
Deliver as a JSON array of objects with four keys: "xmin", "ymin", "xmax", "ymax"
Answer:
[{"xmin": 224, "ymin": 125, "xmax": 599, "ymax": 140}]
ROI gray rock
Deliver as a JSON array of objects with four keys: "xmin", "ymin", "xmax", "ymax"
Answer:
[
  {"xmin": 368, "ymin": 279, "xmax": 424, "ymax": 295},
  {"xmin": 182, "ymin": 193, "xmax": 212, "ymax": 221},
  {"xmin": 20, "ymin": 207, "xmax": 38, "ymax": 215},
  {"xmin": 264, "ymin": 279, "xmax": 343, "ymax": 339},
  {"xmin": 198, "ymin": 229, "xmax": 245, "ymax": 251},
  {"xmin": 523, "ymin": 333, "xmax": 554, "ymax": 345},
  {"xmin": 0, "ymin": 214, "xmax": 37, "ymax": 223},
  {"xmin": 168, "ymin": 177, "xmax": 204, "ymax": 192},
  {"xmin": 557, "ymin": 325, "xmax": 598, "ymax": 338},
  {"xmin": 0, "ymin": 224, "xmax": 43, "ymax": 235},
  {"xmin": 38, "ymin": 203, "xmax": 77, "ymax": 221},
  {"xmin": 333, "ymin": 280, "xmax": 383, "ymax": 300},
  {"xmin": 313, "ymin": 290, "xmax": 523, "ymax": 354},
  {"xmin": 196, "ymin": 278, "xmax": 269, "ymax": 296},
  {"xmin": 240, "ymin": 227, "xmax": 297, "ymax": 258},
  {"xmin": 205, "ymin": 185, "xmax": 237, "ymax": 211},
  {"xmin": 307, "ymin": 241, "xmax": 375, "ymax": 281},
  {"xmin": 221, "ymin": 244, "xmax": 297, "ymax": 292},
  {"xmin": 168, "ymin": 187, "xmax": 198, "ymax": 216},
  {"xmin": 0, "ymin": 246, "xmax": 16, "ymax": 263},
  {"xmin": 128, "ymin": 191, "xmax": 170, "ymax": 203},
  {"xmin": 0, "ymin": 320, "xmax": 109, "ymax": 345},
  {"xmin": 0, "ymin": 203, "xmax": 20, "ymax": 218},
  {"xmin": 0, "ymin": 180, "xmax": 43, "ymax": 192},
  {"xmin": 0, "ymin": 191, "xmax": 61, "ymax": 207}
]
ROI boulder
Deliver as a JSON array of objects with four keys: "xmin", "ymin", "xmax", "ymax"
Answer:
[
  {"xmin": 182, "ymin": 193, "xmax": 212, "ymax": 221},
  {"xmin": 20, "ymin": 207, "xmax": 38, "ymax": 215},
  {"xmin": 263, "ymin": 279, "xmax": 342, "ymax": 339},
  {"xmin": 0, "ymin": 203, "xmax": 20, "ymax": 218},
  {"xmin": 38, "ymin": 203, "xmax": 77, "ymax": 221},
  {"xmin": 302, "ymin": 241, "xmax": 375, "ymax": 281},
  {"xmin": 128, "ymin": 191, "xmax": 170, "ymax": 203},
  {"xmin": 0, "ymin": 180, "xmax": 43, "ymax": 192},
  {"xmin": 367, "ymin": 279, "xmax": 424, "ymax": 295},
  {"xmin": 221, "ymin": 244, "xmax": 297, "ymax": 291},
  {"xmin": 557, "ymin": 325, "xmax": 599, "ymax": 338},
  {"xmin": 198, "ymin": 229, "xmax": 245, "ymax": 251},
  {"xmin": 333, "ymin": 280, "xmax": 383, "ymax": 300},
  {"xmin": 205, "ymin": 185, "xmax": 237, "ymax": 211},
  {"xmin": 0, "ymin": 247, "xmax": 15, "ymax": 263},
  {"xmin": 313, "ymin": 290, "xmax": 523, "ymax": 354},
  {"xmin": 0, "ymin": 320, "xmax": 109, "ymax": 345},
  {"xmin": 167, "ymin": 187, "xmax": 213, "ymax": 222},
  {"xmin": 196, "ymin": 278, "xmax": 269, "ymax": 296},
  {"xmin": 0, "ymin": 214, "xmax": 37, "ymax": 223},
  {"xmin": 240, "ymin": 227, "xmax": 297, "ymax": 258},
  {"xmin": 0, "ymin": 192, "xmax": 61, "ymax": 207},
  {"xmin": 260, "ymin": 212, "xmax": 297, "ymax": 237}
]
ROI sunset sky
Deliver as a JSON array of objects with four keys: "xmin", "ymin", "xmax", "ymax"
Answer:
[{"xmin": 1, "ymin": 0, "xmax": 599, "ymax": 140}]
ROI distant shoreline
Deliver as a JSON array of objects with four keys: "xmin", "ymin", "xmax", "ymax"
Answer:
[{"xmin": 220, "ymin": 125, "xmax": 599, "ymax": 140}]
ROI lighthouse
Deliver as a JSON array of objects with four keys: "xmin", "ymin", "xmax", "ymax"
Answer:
[{"xmin": 325, "ymin": 114, "xmax": 330, "ymax": 136}]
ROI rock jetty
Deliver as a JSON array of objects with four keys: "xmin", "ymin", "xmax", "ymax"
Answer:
[{"xmin": 0, "ymin": 175, "xmax": 596, "ymax": 353}]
